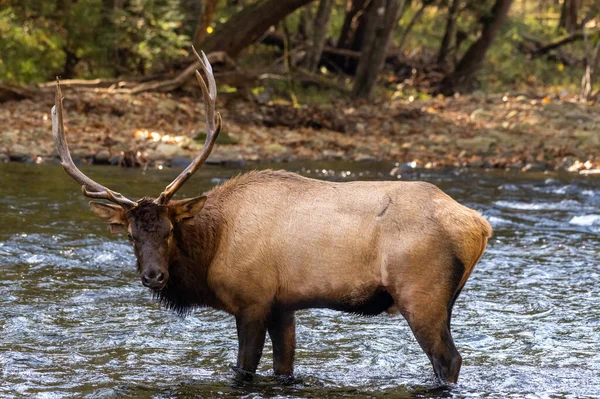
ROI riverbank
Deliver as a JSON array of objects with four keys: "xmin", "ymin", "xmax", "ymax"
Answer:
[{"xmin": 1, "ymin": 89, "xmax": 599, "ymax": 175}]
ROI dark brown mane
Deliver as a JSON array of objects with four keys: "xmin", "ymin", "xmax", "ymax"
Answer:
[
  {"xmin": 152, "ymin": 278, "xmax": 203, "ymax": 315},
  {"xmin": 152, "ymin": 194, "xmax": 224, "ymax": 315}
]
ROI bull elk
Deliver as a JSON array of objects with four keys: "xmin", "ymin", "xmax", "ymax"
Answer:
[{"xmin": 52, "ymin": 48, "xmax": 492, "ymax": 384}]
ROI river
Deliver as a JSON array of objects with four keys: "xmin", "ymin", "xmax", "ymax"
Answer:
[{"xmin": 0, "ymin": 162, "xmax": 598, "ymax": 398}]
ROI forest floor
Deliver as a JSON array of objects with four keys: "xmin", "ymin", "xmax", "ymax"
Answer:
[{"xmin": 1, "ymin": 89, "xmax": 599, "ymax": 175}]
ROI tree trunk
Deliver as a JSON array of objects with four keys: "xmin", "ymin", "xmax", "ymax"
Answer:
[
  {"xmin": 352, "ymin": 0, "xmax": 406, "ymax": 98},
  {"xmin": 397, "ymin": 0, "xmax": 433, "ymax": 51},
  {"xmin": 332, "ymin": 0, "xmax": 370, "ymax": 74},
  {"xmin": 101, "ymin": 0, "xmax": 116, "ymax": 74},
  {"xmin": 193, "ymin": 0, "xmax": 219, "ymax": 46},
  {"xmin": 437, "ymin": 0, "xmax": 461, "ymax": 67},
  {"xmin": 282, "ymin": 18, "xmax": 299, "ymax": 106},
  {"xmin": 202, "ymin": 0, "xmax": 316, "ymax": 58},
  {"xmin": 303, "ymin": 0, "xmax": 335, "ymax": 72},
  {"xmin": 558, "ymin": 0, "xmax": 567, "ymax": 30},
  {"xmin": 437, "ymin": 0, "xmax": 514, "ymax": 95},
  {"xmin": 559, "ymin": 0, "xmax": 579, "ymax": 33},
  {"xmin": 180, "ymin": 0, "xmax": 203, "ymax": 38},
  {"xmin": 112, "ymin": 0, "xmax": 130, "ymax": 73},
  {"xmin": 566, "ymin": 0, "xmax": 579, "ymax": 33},
  {"xmin": 337, "ymin": 0, "xmax": 369, "ymax": 49},
  {"xmin": 62, "ymin": 47, "xmax": 79, "ymax": 79},
  {"xmin": 298, "ymin": 4, "xmax": 314, "ymax": 40},
  {"xmin": 580, "ymin": 25, "xmax": 600, "ymax": 101}
]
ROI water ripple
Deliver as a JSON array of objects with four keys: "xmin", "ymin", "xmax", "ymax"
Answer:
[{"xmin": 0, "ymin": 164, "xmax": 599, "ymax": 398}]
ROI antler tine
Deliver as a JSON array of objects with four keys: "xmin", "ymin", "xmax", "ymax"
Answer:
[
  {"xmin": 155, "ymin": 47, "xmax": 222, "ymax": 205},
  {"xmin": 52, "ymin": 79, "xmax": 136, "ymax": 209},
  {"xmin": 199, "ymin": 48, "xmax": 216, "ymax": 99}
]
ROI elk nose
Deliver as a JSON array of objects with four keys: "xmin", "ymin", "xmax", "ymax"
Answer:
[{"xmin": 142, "ymin": 271, "xmax": 166, "ymax": 289}]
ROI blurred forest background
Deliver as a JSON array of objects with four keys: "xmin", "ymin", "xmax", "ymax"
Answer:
[
  {"xmin": 1, "ymin": 0, "xmax": 599, "ymax": 172},
  {"xmin": 2, "ymin": 0, "xmax": 599, "ymax": 97}
]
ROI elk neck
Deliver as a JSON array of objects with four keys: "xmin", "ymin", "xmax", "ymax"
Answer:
[{"xmin": 154, "ymin": 193, "xmax": 224, "ymax": 314}]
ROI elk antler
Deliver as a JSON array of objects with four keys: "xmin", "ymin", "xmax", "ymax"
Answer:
[
  {"xmin": 155, "ymin": 47, "xmax": 222, "ymax": 205},
  {"xmin": 52, "ymin": 79, "xmax": 137, "ymax": 209}
]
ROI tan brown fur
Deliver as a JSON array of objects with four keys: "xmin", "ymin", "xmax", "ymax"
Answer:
[
  {"xmin": 91, "ymin": 169, "xmax": 492, "ymax": 384},
  {"xmin": 199, "ymin": 170, "xmax": 490, "ymax": 314}
]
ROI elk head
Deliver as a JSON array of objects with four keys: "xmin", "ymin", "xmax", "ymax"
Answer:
[{"xmin": 52, "ymin": 47, "xmax": 222, "ymax": 290}]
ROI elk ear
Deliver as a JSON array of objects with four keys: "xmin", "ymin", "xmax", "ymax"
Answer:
[
  {"xmin": 170, "ymin": 196, "xmax": 207, "ymax": 222},
  {"xmin": 89, "ymin": 201, "xmax": 128, "ymax": 234}
]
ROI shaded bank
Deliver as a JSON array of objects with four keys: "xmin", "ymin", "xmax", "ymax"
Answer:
[{"xmin": 1, "ymin": 91, "xmax": 599, "ymax": 174}]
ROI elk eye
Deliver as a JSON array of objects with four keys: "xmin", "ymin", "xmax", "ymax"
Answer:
[{"xmin": 127, "ymin": 232, "xmax": 133, "ymax": 242}]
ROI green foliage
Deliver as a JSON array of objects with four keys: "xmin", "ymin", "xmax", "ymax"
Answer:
[
  {"xmin": 326, "ymin": 3, "xmax": 345, "ymax": 40},
  {"xmin": 0, "ymin": 0, "xmax": 595, "ymax": 96},
  {"xmin": 112, "ymin": 0, "xmax": 189, "ymax": 75},
  {"xmin": 0, "ymin": 7, "xmax": 64, "ymax": 83},
  {"xmin": 394, "ymin": 0, "xmax": 590, "ymax": 93},
  {"xmin": 482, "ymin": 20, "xmax": 584, "ymax": 93},
  {"xmin": 0, "ymin": 0, "xmax": 189, "ymax": 84}
]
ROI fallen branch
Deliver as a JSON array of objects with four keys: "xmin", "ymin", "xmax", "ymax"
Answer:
[
  {"xmin": 38, "ymin": 78, "xmax": 120, "ymax": 88},
  {"xmin": 0, "ymin": 83, "xmax": 37, "ymax": 102},
  {"xmin": 322, "ymin": 46, "xmax": 362, "ymax": 59},
  {"xmin": 533, "ymin": 32, "xmax": 588, "ymax": 55},
  {"xmin": 259, "ymin": 69, "xmax": 350, "ymax": 93},
  {"xmin": 127, "ymin": 51, "xmax": 235, "ymax": 94},
  {"xmin": 4, "ymin": 52, "xmax": 249, "ymax": 101},
  {"xmin": 518, "ymin": 32, "xmax": 581, "ymax": 66},
  {"xmin": 521, "ymin": 30, "xmax": 600, "ymax": 57},
  {"xmin": 261, "ymin": 31, "xmax": 403, "ymax": 68}
]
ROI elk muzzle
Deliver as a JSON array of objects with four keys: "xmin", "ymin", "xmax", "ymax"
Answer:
[
  {"xmin": 138, "ymin": 244, "xmax": 169, "ymax": 290},
  {"xmin": 142, "ymin": 269, "xmax": 168, "ymax": 290}
]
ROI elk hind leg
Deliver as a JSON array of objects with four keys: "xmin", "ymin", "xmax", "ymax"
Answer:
[
  {"xmin": 399, "ymin": 287, "xmax": 462, "ymax": 384},
  {"xmin": 390, "ymin": 251, "xmax": 465, "ymax": 384},
  {"xmin": 267, "ymin": 309, "xmax": 296, "ymax": 377}
]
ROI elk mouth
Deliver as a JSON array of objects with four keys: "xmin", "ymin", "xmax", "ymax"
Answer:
[{"xmin": 143, "ymin": 280, "xmax": 167, "ymax": 291}]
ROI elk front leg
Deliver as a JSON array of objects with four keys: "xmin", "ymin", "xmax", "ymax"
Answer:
[
  {"xmin": 267, "ymin": 309, "xmax": 296, "ymax": 376},
  {"xmin": 235, "ymin": 311, "xmax": 267, "ymax": 378}
]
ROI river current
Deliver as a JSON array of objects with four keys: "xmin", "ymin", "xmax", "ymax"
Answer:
[{"xmin": 0, "ymin": 162, "xmax": 598, "ymax": 398}]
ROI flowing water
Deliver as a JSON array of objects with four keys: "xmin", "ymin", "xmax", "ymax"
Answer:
[{"xmin": 0, "ymin": 162, "xmax": 599, "ymax": 398}]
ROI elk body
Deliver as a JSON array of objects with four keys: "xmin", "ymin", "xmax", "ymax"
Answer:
[{"xmin": 52, "ymin": 48, "xmax": 492, "ymax": 384}]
